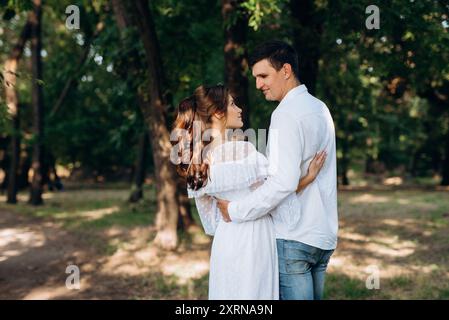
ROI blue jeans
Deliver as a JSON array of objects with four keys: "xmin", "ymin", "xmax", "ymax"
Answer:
[{"xmin": 277, "ymin": 239, "xmax": 334, "ymax": 300}]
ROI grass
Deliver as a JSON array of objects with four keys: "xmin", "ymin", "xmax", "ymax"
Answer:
[
  {"xmin": 1, "ymin": 184, "xmax": 448, "ymax": 299},
  {"xmin": 0, "ymin": 185, "xmax": 159, "ymax": 257},
  {"xmin": 1, "ymin": 186, "xmax": 156, "ymax": 230},
  {"xmin": 324, "ymin": 273, "xmax": 376, "ymax": 300},
  {"xmin": 327, "ymin": 189, "xmax": 449, "ymax": 299}
]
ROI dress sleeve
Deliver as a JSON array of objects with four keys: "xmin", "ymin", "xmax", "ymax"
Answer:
[{"xmin": 194, "ymin": 195, "xmax": 221, "ymax": 236}]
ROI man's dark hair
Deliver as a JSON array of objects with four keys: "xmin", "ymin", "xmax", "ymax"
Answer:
[{"xmin": 248, "ymin": 40, "xmax": 299, "ymax": 78}]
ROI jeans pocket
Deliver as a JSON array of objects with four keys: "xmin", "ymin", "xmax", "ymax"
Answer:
[
  {"xmin": 285, "ymin": 259, "xmax": 311, "ymax": 274},
  {"xmin": 282, "ymin": 241, "xmax": 314, "ymax": 274},
  {"xmin": 320, "ymin": 249, "xmax": 334, "ymax": 266}
]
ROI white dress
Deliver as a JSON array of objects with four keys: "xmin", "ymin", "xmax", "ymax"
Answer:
[{"xmin": 188, "ymin": 140, "xmax": 279, "ymax": 300}]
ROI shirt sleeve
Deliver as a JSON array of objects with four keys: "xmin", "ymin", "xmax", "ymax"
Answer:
[
  {"xmin": 228, "ymin": 110, "xmax": 303, "ymax": 222},
  {"xmin": 195, "ymin": 195, "xmax": 221, "ymax": 236}
]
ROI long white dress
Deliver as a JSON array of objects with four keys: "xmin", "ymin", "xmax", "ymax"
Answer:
[{"xmin": 188, "ymin": 140, "xmax": 279, "ymax": 300}]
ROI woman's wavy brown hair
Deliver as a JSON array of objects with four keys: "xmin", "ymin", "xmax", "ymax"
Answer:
[{"xmin": 172, "ymin": 84, "xmax": 230, "ymax": 190}]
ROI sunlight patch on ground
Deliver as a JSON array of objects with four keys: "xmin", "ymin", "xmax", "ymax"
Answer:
[
  {"xmin": 339, "ymin": 230, "xmax": 370, "ymax": 242},
  {"xmin": 409, "ymin": 263, "xmax": 440, "ymax": 274},
  {"xmin": 338, "ymin": 227, "xmax": 418, "ymax": 254},
  {"xmin": 381, "ymin": 219, "xmax": 401, "ymax": 226},
  {"xmin": 99, "ymin": 226, "xmax": 163, "ymax": 275},
  {"xmin": 77, "ymin": 206, "xmax": 120, "ymax": 221},
  {"xmin": 134, "ymin": 247, "xmax": 160, "ymax": 265},
  {"xmin": 0, "ymin": 189, "xmax": 129, "ymax": 205},
  {"xmin": 100, "ymin": 248, "xmax": 151, "ymax": 276},
  {"xmin": 0, "ymin": 228, "xmax": 46, "ymax": 262},
  {"xmin": 22, "ymin": 281, "xmax": 88, "ymax": 300},
  {"xmin": 162, "ymin": 260, "xmax": 209, "ymax": 285},
  {"xmin": 365, "ymin": 241, "xmax": 416, "ymax": 258},
  {"xmin": 99, "ymin": 245, "xmax": 210, "ymax": 286},
  {"xmin": 54, "ymin": 189, "xmax": 128, "ymax": 202},
  {"xmin": 349, "ymin": 193, "xmax": 390, "ymax": 204},
  {"xmin": 0, "ymin": 194, "xmax": 27, "ymax": 203},
  {"xmin": 329, "ymin": 252, "xmax": 417, "ymax": 281},
  {"xmin": 396, "ymin": 198, "xmax": 410, "ymax": 205},
  {"xmin": 330, "ymin": 225, "xmax": 420, "ymax": 282},
  {"xmin": 381, "ymin": 217, "xmax": 436, "ymax": 231},
  {"xmin": 42, "ymin": 193, "xmax": 55, "ymax": 200},
  {"xmin": 383, "ymin": 177, "xmax": 403, "ymax": 186},
  {"xmin": 161, "ymin": 254, "xmax": 210, "ymax": 285},
  {"xmin": 46, "ymin": 206, "xmax": 120, "ymax": 222},
  {"xmin": 0, "ymin": 191, "xmax": 56, "ymax": 202},
  {"xmin": 97, "ymin": 225, "xmax": 211, "ymax": 286}
]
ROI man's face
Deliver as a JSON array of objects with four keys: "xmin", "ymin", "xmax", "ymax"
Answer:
[{"xmin": 252, "ymin": 59, "xmax": 285, "ymax": 102}]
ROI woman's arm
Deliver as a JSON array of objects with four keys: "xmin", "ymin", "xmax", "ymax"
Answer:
[{"xmin": 296, "ymin": 151, "xmax": 327, "ymax": 193}]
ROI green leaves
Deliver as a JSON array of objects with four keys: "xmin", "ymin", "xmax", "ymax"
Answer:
[
  {"xmin": 0, "ymin": 0, "xmax": 33, "ymax": 20},
  {"xmin": 240, "ymin": 0, "xmax": 281, "ymax": 31}
]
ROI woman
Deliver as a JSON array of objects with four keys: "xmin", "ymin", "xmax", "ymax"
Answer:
[{"xmin": 172, "ymin": 84, "xmax": 326, "ymax": 299}]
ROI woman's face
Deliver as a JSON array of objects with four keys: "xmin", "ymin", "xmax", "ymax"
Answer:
[{"xmin": 225, "ymin": 96, "xmax": 243, "ymax": 129}]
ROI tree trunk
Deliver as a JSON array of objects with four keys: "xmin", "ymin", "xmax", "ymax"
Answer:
[
  {"xmin": 341, "ymin": 137, "xmax": 350, "ymax": 186},
  {"xmin": 129, "ymin": 129, "xmax": 149, "ymax": 202},
  {"xmin": 138, "ymin": 95, "xmax": 181, "ymax": 250},
  {"xmin": 290, "ymin": 0, "xmax": 322, "ymax": 95},
  {"xmin": 112, "ymin": 0, "xmax": 181, "ymax": 250},
  {"xmin": 4, "ymin": 19, "xmax": 31, "ymax": 203},
  {"xmin": 222, "ymin": 0, "xmax": 250, "ymax": 129},
  {"xmin": 6, "ymin": 111, "xmax": 20, "ymax": 203},
  {"xmin": 419, "ymin": 82, "xmax": 449, "ymax": 185},
  {"xmin": 18, "ymin": 151, "xmax": 31, "ymax": 189},
  {"xmin": 28, "ymin": 0, "xmax": 44, "ymax": 205},
  {"xmin": 365, "ymin": 154, "xmax": 375, "ymax": 174},
  {"xmin": 177, "ymin": 175, "xmax": 194, "ymax": 230},
  {"xmin": 0, "ymin": 137, "xmax": 11, "ymax": 192},
  {"xmin": 441, "ymin": 133, "xmax": 449, "ymax": 186}
]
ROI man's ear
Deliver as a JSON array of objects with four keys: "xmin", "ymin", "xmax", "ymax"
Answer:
[{"xmin": 283, "ymin": 63, "xmax": 292, "ymax": 80}]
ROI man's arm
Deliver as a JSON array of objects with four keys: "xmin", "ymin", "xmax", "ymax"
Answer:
[{"xmin": 226, "ymin": 110, "xmax": 303, "ymax": 222}]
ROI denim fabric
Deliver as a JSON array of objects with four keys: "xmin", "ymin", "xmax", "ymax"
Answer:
[{"xmin": 277, "ymin": 239, "xmax": 334, "ymax": 300}]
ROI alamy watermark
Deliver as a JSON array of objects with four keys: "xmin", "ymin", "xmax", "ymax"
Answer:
[
  {"xmin": 65, "ymin": 264, "xmax": 80, "ymax": 290},
  {"xmin": 170, "ymin": 121, "xmax": 271, "ymax": 166},
  {"xmin": 365, "ymin": 5, "xmax": 380, "ymax": 30},
  {"xmin": 65, "ymin": 5, "xmax": 80, "ymax": 30},
  {"xmin": 365, "ymin": 265, "xmax": 380, "ymax": 290}
]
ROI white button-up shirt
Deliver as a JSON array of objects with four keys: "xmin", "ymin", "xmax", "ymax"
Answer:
[{"xmin": 228, "ymin": 84, "xmax": 338, "ymax": 250}]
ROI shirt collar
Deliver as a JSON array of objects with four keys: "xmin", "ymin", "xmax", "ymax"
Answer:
[{"xmin": 277, "ymin": 84, "xmax": 308, "ymax": 109}]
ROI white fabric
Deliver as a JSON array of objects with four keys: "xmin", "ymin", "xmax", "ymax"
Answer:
[
  {"xmin": 188, "ymin": 140, "xmax": 279, "ymax": 300},
  {"xmin": 228, "ymin": 85, "xmax": 339, "ymax": 250}
]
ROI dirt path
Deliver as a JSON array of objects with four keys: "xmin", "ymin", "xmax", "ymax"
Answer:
[
  {"xmin": 0, "ymin": 209, "xmax": 109, "ymax": 299},
  {"xmin": 0, "ymin": 209, "xmax": 210, "ymax": 299}
]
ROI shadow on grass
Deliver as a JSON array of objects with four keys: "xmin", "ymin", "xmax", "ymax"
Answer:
[
  {"xmin": 72, "ymin": 201, "xmax": 157, "ymax": 231},
  {"xmin": 0, "ymin": 207, "xmax": 209, "ymax": 300},
  {"xmin": 334, "ymin": 190, "xmax": 449, "ymax": 299}
]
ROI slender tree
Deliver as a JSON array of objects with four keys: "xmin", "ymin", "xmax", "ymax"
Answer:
[
  {"xmin": 290, "ymin": 0, "xmax": 323, "ymax": 95},
  {"xmin": 128, "ymin": 129, "xmax": 149, "ymax": 203},
  {"xmin": 112, "ymin": 0, "xmax": 183, "ymax": 249},
  {"xmin": 3, "ymin": 18, "xmax": 32, "ymax": 203},
  {"xmin": 222, "ymin": 0, "xmax": 250, "ymax": 129},
  {"xmin": 28, "ymin": 0, "xmax": 45, "ymax": 205}
]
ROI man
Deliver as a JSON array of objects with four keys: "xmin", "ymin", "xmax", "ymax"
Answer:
[{"xmin": 216, "ymin": 40, "xmax": 338, "ymax": 300}]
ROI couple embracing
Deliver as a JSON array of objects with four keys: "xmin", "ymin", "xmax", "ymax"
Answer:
[{"xmin": 172, "ymin": 40, "xmax": 338, "ymax": 300}]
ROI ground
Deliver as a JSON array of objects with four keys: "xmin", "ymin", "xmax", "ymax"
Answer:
[{"xmin": 0, "ymin": 185, "xmax": 448, "ymax": 299}]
